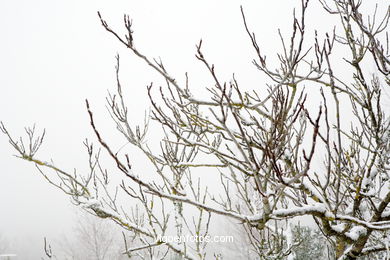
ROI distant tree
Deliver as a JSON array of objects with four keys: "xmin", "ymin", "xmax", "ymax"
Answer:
[
  {"xmin": 56, "ymin": 212, "xmax": 125, "ymax": 260},
  {"xmin": 292, "ymin": 225, "xmax": 328, "ymax": 260},
  {"xmin": 2, "ymin": 0, "xmax": 390, "ymax": 259},
  {"xmin": 0, "ymin": 234, "xmax": 10, "ymax": 255}
]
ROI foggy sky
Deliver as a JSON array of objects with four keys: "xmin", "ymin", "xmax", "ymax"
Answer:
[{"xmin": 0, "ymin": 1, "xmax": 383, "ymax": 259}]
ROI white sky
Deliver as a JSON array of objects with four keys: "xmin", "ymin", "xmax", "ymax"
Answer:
[{"xmin": 0, "ymin": 0, "xmax": 387, "ymax": 259}]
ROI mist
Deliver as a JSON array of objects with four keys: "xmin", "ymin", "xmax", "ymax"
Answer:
[{"xmin": 1, "ymin": 0, "xmax": 385, "ymax": 259}]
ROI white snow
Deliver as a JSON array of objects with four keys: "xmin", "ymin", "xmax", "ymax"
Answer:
[
  {"xmin": 382, "ymin": 210, "xmax": 390, "ymax": 218},
  {"xmin": 345, "ymin": 226, "xmax": 367, "ymax": 241},
  {"xmin": 331, "ymin": 223, "xmax": 346, "ymax": 233},
  {"xmin": 285, "ymin": 223, "xmax": 295, "ymax": 260},
  {"xmin": 271, "ymin": 203, "xmax": 327, "ymax": 218}
]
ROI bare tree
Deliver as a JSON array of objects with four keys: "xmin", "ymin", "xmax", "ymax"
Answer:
[
  {"xmin": 56, "ymin": 211, "xmax": 126, "ymax": 260},
  {"xmin": 0, "ymin": 234, "xmax": 9, "ymax": 255},
  {"xmin": 2, "ymin": 0, "xmax": 390, "ymax": 259}
]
